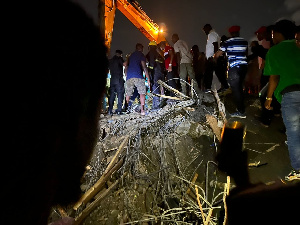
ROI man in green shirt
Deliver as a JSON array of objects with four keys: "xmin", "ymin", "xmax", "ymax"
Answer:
[{"xmin": 264, "ymin": 20, "xmax": 300, "ymax": 181}]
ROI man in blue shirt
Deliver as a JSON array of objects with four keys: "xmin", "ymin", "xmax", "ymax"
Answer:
[
  {"xmin": 124, "ymin": 43, "xmax": 150, "ymax": 116},
  {"xmin": 214, "ymin": 25, "xmax": 248, "ymax": 118}
]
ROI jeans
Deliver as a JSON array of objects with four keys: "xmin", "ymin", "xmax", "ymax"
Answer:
[
  {"xmin": 228, "ymin": 65, "xmax": 248, "ymax": 113},
  {"xmin": 281, "ymin": 91, "xmax": 300, "ymax": 170}
]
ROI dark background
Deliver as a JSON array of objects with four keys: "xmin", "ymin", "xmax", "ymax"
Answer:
[{"xmin": 72, "ymin": 0, "xmax": 300, "ymax": 57}]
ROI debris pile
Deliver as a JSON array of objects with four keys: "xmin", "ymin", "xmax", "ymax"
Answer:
[{"xmin": 49, "ymin": 82, "xmax": 230, "ymax": 225}]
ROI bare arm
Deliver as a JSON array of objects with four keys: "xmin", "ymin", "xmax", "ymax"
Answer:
[{"xmin": 264, "ymin": 75, "xmax": 279, "ymax": 110}]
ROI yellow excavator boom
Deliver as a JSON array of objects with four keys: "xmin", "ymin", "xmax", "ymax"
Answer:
[{"xmin": 105, "ymin": 0, "xmax": 166, "ymax": 53}]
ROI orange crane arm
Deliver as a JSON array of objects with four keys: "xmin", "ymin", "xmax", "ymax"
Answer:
[
  {"xmin": 104, "ymin": 0, "xmax": 116, "ymax": 52},
  {"xmin": 104, "ymin": 0, "xmax": 166, "ymax": 53}
]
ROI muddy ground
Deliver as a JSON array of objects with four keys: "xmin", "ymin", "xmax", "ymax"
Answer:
[{"xmin": 49, "ymin": 89, "xmax": 297, "ymax": 225}]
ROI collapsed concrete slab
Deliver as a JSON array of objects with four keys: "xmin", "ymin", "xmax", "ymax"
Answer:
[{"xmin": 50, "ymin": 80, "xmax": 229, "ymax": 225}]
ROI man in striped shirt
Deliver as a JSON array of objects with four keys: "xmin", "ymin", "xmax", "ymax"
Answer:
[{"xmin": 214, "ymin": 25, "xmax": 248, "ymax": 118}]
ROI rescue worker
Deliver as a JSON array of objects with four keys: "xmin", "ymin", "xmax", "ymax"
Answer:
[
  {"xmin": 146, "ymin": 41, "xmax": 165, "ymax": 109},
  {"xmin": 108, "ymin": 49, "xmax": 125, "ymax": 115},
  {"xmin": 159, "ymin": 41, "xmax": 178, "ymax": 101}
]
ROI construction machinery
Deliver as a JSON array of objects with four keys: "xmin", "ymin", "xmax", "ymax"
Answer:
[{"xmin": 104, "ymin": 0, "xmax": 166, "ymax": 53}]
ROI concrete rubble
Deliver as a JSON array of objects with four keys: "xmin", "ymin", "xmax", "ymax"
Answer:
[{"xmin": 49, "ymin": 82, "xmax": 231, "ymax": 225}]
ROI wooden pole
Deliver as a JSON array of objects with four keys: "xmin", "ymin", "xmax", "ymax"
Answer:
[
  {"xmin": 74, "ymin": 178, "xmax": 120, "ymax": 225},
  {"xmin": 157, "ymin": 80, "xmax": 190, "ymax": 99},
  {"xmin": 73, "ymin": 136, "xmax": 128, "ymax": 210},
  {"xmin": 186, "ymin": 173, "xmax": 198, "ymax": 195},
  {"xmin": 149, "ymin": 93, "xmax": 183, "ymax": 101}
]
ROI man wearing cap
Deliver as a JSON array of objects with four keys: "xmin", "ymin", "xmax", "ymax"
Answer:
[
  {"xmin": 159, "ymin": 41, "xmax": 178, "ymax": 101},
  {"xmin": 264, "ymin": 19, "xmax": 300, "ymax": 181},
  {"xmin": 146, "ymin": 41, "xmax": 165, "ymax": 109},
  {"xmin": 108, "ymin": 49, "xmax": 125, "ymax": 115},
  {"xmin": 214, "ymin": 25, "xmax": 248, "ymax": 118}
]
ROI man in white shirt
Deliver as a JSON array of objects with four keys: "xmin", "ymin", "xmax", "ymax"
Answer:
[
  {"xmin": 172, "ymin": 33, "xmax": 199, "ymax": 96},
  {"xmin": 203, "ymin": 24, "xmax": 229, "ymax": 93}
]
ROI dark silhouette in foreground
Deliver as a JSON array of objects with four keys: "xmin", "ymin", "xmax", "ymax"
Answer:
[
  {"xmin": 216, "ymin": 121, "xmax": 300, "ymax": 225},
  {"xmin": 2, "ymin": 1, "xmax": 108, "ymax": 224}
]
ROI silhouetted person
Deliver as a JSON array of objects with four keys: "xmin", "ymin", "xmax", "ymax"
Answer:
[
  {"xmin": 146, "ymin": 41, "xmax": 165, "ymax": 109},
  {"xmin": 216, "ymin": 121, "xmax": 300, "ymax": 225},
  {"xmin": 2, "ymin": 1, "xmax": 108, "ymax": 224},
  {"xmin": 191, "ymin": 45, "xmax": 206, "ymax": 91},
  {"xmin": 216, "ymin": 35, "xmax": 230, "ymax": 92},
  {"xmin": 252, "ymin": 25, "xmax": 281, "ymax": 127},
  {"xmin": 245, "ymin": 40, "xmax": 261, "ymax": 95},
  {"xmin": 108, "ymin": 49, "xmax": 125, "ymax": 115},
  {"xmin": 203, "ymin": 24, "xmax": 229, "ymax": 93}
]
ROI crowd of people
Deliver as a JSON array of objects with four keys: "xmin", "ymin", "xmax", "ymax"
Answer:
[
  {"xmin": 108, "ymin": 21, "xmax": 298, "ymax": 120},
  {"xmin": 108, "ymin": 20, "xmax": 300, "ymax": 181}
]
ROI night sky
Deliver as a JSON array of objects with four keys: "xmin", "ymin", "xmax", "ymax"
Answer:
[{"xmin": 72, "ymin": 0, "xmax": 299, "ymax": 57}]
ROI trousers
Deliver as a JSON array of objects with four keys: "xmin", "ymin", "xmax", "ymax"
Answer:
[
  {"xmin": 228, "ymin": 65, "xmax": 248, "ymax": 113},
  {"xmin": 281, "ymin": 91, "xmax": 300, "ymax": 170}
]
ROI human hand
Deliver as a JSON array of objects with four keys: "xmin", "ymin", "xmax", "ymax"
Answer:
[{"xmin": 264, "ymin": 99, "xmax": 273, "ymax": 110}]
